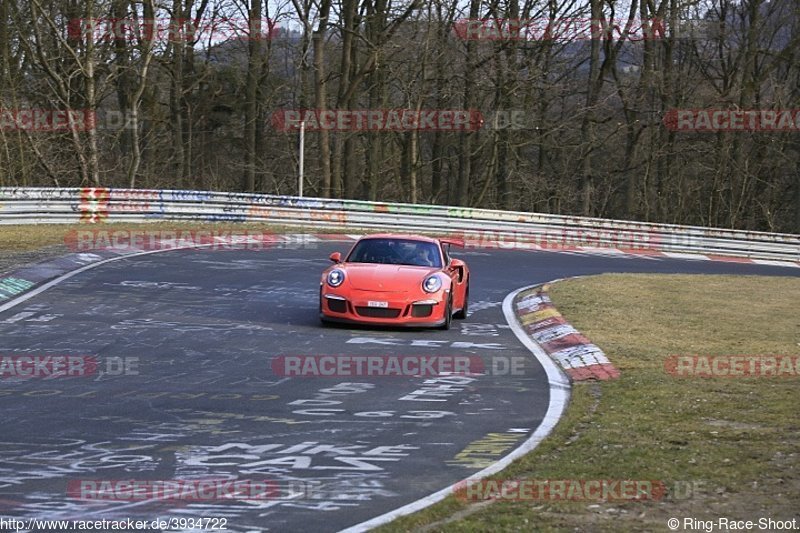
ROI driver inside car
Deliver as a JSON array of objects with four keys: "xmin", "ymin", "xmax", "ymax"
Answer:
[{"xmin": 417, "ymin": 246, "xmax": 436, "ymax": 266}]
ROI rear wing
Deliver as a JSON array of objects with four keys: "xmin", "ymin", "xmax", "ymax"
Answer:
[{"xmin": 440, "ymin": 238, "xmax": 465, "ymax": 248}]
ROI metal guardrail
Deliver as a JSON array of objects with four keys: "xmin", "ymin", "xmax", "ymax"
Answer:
[{"xmin": 0, "ymin": 187, "xmax": 798, "ymax": 261}]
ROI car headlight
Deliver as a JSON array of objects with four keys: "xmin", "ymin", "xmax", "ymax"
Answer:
[
  {"xmin": 422, "ymin": 275, "xmax": 443, "ymax": 293},
  {"xmin": 327, "ymin": 269, "xmax": 345, "ymax": 287}
]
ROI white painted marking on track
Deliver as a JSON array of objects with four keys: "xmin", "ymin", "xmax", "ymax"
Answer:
[
  {"xmin": 75, "ymin": 253, "xmax": 103, "ymax": 263},
  {"xmin": 662, "ymin": 252, "xmax": 710, "ymax": 260},
  {"xmin": 579, "ymin": 247, "xmax": 627, "ymax": 255},
  {"xmin": 0, "ymin": 251, "xmax": 162, "ymax": 314},
  {"xmin": 752, "ymin": 259, "xmax": 800, "ymax": 268}
]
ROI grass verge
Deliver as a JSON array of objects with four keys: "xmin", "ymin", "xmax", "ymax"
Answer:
[{"xmin": 380, "ymin": 274, "xmax": 800, "ymax": 532}]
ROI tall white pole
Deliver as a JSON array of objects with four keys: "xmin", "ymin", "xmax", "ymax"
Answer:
[{"xmin": 298, "ymin": 120, "xmax": 305, "ymax": 197}]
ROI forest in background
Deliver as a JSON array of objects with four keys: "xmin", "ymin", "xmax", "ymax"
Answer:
[{"xmin": 0, "ymin": 0, "xmax": 798, "ymax": 232}]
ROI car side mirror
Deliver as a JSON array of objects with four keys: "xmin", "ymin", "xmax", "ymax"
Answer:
[
  {"xmin": 329, "ymin": 252, "xmax": 342, "ymax": 263},
  {"xmin": 449, "ymin": 258, "xmax": 465, "ymax": 269}
]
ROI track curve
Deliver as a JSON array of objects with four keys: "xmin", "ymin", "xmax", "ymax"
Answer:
[{"xmin": 0, "ymin": 241, "xmax": 797, "ymax": 532}]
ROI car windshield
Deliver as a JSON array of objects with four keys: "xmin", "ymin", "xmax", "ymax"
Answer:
[{"xmin": 346, "ymin": 238, "xmax": 442, "ymax": 268}]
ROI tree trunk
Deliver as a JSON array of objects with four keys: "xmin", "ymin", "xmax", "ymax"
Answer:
[
  {"xmin": 312, "ymin": 0, "xmax": 332, "ymax": 197},
  {"xmin": 170, "ymin": 0, "xmax": 186, "ymax": 185},
  {"xmin": 456, "ymin": 0, "xmax": 480, "ymax": 206},
  {"xmin": 243, "ymin": 0, "xmax": 263, "ymax": 192}
]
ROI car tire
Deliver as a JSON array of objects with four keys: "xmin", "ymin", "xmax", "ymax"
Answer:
[
  {"xmin": 439, "ymin": 295, "xmax": 452, "ymax": 330},
  {"xmin": 453, "ymin": 281, "xmax": 469, "ymax": 319}
]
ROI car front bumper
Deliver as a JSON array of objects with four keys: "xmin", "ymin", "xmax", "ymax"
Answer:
[{"xmin": 320, "ymin": 291, "xmax": 448, "ymax": 327}]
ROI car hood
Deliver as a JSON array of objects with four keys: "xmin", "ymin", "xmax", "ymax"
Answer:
[{"xmin": 342, "ymin": 263, "xmax": 439, "ymax": 291}]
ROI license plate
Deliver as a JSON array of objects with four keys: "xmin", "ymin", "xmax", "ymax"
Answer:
[{"xmin": 367, "ymin": 300, "xmax": 389, "ymax": 308}]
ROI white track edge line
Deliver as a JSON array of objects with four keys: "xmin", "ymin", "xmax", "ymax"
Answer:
[
  {"xmin": 340, "ymin": 284, "xmax": 571, "ymax": 533},
  {"xmin": 0, "ymin": 248, "xmax": 173, "ymax": 314}
]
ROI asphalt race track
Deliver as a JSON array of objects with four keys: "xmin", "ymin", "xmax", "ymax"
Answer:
[{"xmin": 1, "ymin": 241, "xmax": 798, "ymax": 532}]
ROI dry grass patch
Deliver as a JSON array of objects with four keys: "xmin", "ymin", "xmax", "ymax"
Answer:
[{"xmin": 381, "ymin": 274, "xmax": 800, "ymax": 532}]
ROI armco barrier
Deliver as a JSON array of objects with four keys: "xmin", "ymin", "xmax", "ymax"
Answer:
[{"xmin": 0, "ymin": 187, "xmax": 798, "ymax": 261}]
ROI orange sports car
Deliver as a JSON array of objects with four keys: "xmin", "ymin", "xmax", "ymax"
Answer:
[{"xmin": 319, "ymin": 234, "xmax": 469, "ymax": 329}]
